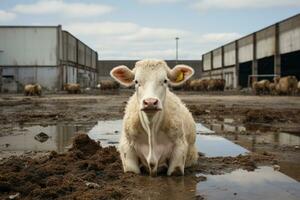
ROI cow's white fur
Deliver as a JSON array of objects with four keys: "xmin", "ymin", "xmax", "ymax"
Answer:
[{"xmin": 111, "ymin": 59, "xmax": 198, "ymax": 176}]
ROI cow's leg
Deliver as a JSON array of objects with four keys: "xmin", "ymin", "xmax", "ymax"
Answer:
[
  {"xmin": 167, "ymin": 140, "xmax": 187, "ymax": 176},
  {"xmin": 119, "ymin": 138, "xmax": 140, "ymax": 174}
]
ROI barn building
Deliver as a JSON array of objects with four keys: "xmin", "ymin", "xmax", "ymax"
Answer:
[
  {"xmin": 0, "ymin": 25, "xmax": 97, "ymax": 92},
  {"xmin": 201, "ymin": 14, "xmax": 300, "ymax": 89}
]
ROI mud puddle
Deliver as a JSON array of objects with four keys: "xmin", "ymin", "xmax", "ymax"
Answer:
[
  {"xmin": 0, "ymin": 124, "xmax": 93, "ymax": 155},
  {"xmin": 197, "ymin": 166, "xmax": 300, "ymax": 200},
  {"xmin": 0, "ymin": 120, "xmax": 247, "ymax": 157}
]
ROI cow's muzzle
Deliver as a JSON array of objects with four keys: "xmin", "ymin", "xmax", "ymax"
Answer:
[{"xmin": 141, "ymin": 98, "xmax": 161, "ymax": 112}]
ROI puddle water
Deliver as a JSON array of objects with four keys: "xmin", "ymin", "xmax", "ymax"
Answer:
[
  {"xmin": 0, "ymin": 125, "xmax": 90, "ymax": 153},
  {"xmin": 253, "ymin": 132, "xmax": 300, "ymax": 146},
  {"xmin": 196, "ymin": 135, "xmax": 248, "ymax": 157},
  {"xmin": 197, "ymin": 166, "xmax": 300, "ymax": 200},
  {"xmin": 0, "ymin": 120, "xmax": 247, "ymax": 157},
  {"xmin": 210, "ymin": 123, "xmax": 246, "ymax": 133},
  {"xmin": 228, "ymin": 131, "xmax": 300, "ymax": 153}
]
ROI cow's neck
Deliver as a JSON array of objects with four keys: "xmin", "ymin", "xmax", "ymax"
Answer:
[{"xmin": 139, "ymin": 105, "xmax": 164, "ymax": 170}]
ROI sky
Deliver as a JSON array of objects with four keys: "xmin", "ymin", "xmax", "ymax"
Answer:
[{"xmin": 0, "ymin": 0, "xmax": 300, "ymax": 60}]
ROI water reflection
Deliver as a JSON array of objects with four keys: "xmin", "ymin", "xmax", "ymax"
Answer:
[
  {"xmin": 0, "ymin": 125, "xmax": 90, "ymax": 153},
  {"xmin": 88, "ymin": 120, "xmax": 122, "ymax": 146},
  {"xmin": 256, "ymin": 132, "xmax": 300, "ymax": 146},
  {"xmin": 210, "ymin": 123, "xmax": 246, "ymax": 133},
  {"xmin": 197, "ymin": 166, "xmax": 300, "ymax": 200},
  {"xmin": 195, "ymin": 135, "xmax": 248, "ymax": 157}
]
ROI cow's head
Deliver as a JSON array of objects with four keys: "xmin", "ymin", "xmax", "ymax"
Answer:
[{"xmin": 110, "ymin": 60, "xmax": 194, "ymax": 114}]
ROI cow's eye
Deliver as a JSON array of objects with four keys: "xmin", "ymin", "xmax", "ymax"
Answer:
[
  {"xmin": 135, "ymin": 80, "xmax": 138, "ymax": 84},
  {"xmin": 164, "ymin": 79, "xmax": 167, "ymax": 84}
]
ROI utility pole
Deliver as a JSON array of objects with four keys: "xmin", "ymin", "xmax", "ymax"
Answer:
[{"xmin": 175, "ymin": 37, "xmax": 179, "ymax": 64}]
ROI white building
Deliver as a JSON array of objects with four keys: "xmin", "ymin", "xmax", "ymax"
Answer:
[
  {"xmin": 0, "ymin": 25, "xmax": 98, "ymax": 92},
  {"xmin": 201, "ymin": 14, "xmax": 300, "ymax": 89}
]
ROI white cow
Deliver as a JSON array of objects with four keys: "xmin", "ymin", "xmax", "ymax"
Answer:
[{"xmin": 110, "ymin": 59, "xmax": 198, "ymax": 176}]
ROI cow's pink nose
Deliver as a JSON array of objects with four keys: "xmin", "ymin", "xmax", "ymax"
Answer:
[{"xmin": 143, "ymin": 98, "xmax": 158, "ymax": 107}]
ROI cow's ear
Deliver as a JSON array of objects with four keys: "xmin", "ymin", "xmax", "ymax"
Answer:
[
  {"xmin": 168, "ymin": 65, "xmax": 194, "ymax": 86},
  {"xmin": 110, "ymin": 65, "xmax": 135, "ymax": 87}
]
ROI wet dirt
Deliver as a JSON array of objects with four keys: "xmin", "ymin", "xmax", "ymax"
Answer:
[
  {"xmin": 1, "ymin": 91, "xmax": 300, "ymax": 199},
  {"xmin": 0, "ymin": 134, "xmax": 275, "ymax": 200}
]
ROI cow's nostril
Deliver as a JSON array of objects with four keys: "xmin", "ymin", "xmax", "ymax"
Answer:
[
  {"xmin": 153, "ymin": 99, "xmax": 158, "ymax": 105},
  {"xmin": 143, "ymin": 100, "xmax": 148, "ymax": 105},
  {"xmin": 149, "ymin": 162, "xmax": 155, "ymax": 170}
]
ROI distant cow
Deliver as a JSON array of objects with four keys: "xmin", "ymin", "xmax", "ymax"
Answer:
[
  {"xmin": 252, "ymin": 80, "xmax": 270, "ymax": 95},
  {"xmin": 268, "ymin": 82, "xmax": 276, "ymax": 95},
  {"xmin": 98, "ymin": 80, "xmax": 120, "ymax": 90},
  {"xmin": 189, "ymin": 79, "xmax": 200, "ymax": 91},
  {"xmin": 274, "ymin": 76, "xmax": 298, "ymax": 95},
  {"xmin": 64, "ymin": 83, "xmax": 81, "ymax": 94},
  {"xmin": 24, "ymin": 84, "xmax": 42, "ymax": 96},
  {"xmin": 207, "ymin": 79, "xmax": 225, "ymax": 91},
  {"xmin": 110, "ymin": 59, "xmax": 198, "ymax": 176}
]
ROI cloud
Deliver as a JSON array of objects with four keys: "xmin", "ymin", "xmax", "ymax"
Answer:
[
  {"xmin": 193, "ymin": 0, "xmax": 300, "ymax": 11},
  {"xmin": 0, "ymin": 10, "xmax": 16, "ymax": 22},
  {"xmin": 64, "ymin": 21, "xmax": 239, "ymax": 59},
  {"xmin": 137, "ymin": 0, "xmax": 183, "ymax": 4},
  {"xmin": 65, "ymin": 22, "xmax": 139, "ymax": 36},
  {"xmin": 12, "ymin": 0, "xmax": 114, "ymax": 18},
  {"xmin": 65, "ymin": 21, "xmax": 187, "ymax": 41},
  {"xmin": 120, "ymin": 27, "xmax": 188, "ymax": 41}
]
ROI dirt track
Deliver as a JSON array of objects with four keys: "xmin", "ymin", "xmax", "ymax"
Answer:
[{"xmin": 1, "ymin": 91, "xmax": 300, "ymax": 127}]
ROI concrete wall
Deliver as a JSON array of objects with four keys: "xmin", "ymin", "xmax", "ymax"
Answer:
[
  {"xmin": 224, "ymin": 42, "xmax": 236, "ymax": 67},
  {"xmin": 85, "ymin": 47, "xmax": 92, "ymax": 68},
  {"xmin": 62, "ymin": 31, "xmax": 77, "ymax": 63},
  {"xmin": 223, "ymin": 67, "xmax": 236, "ymax": 89},
  {"xmin": 256, "ymin": 26, "xmax": 275, "ymax": 59},
  {"xmin": 203, "ymin": 53, "xmax": 211, "ymax": 71},
  {"xmin": 238, "ymin": 35, "xmax": 253, "ymax": 63},
  {"xmin": 213, "ymin": 48, "xmax": 222, "ymax": 69},
  {"xmin": 97, "ymin": 60, "xmax": 202, "ymax": 81},
  {"xmin": 0, "ymin": 27, "xmax": 58, "ymax": 66},
  {"xmin": 77, "ymin": 41, "xmax": 85, "ymax": 66},
  {"xmin": 77, "ymin": 68, "xmax": 96, "ymax": 88},
  {"xmin": 1, "ymin": 66, "xmax": 60, "ymax": 92},
  {"xmin": 279, "ymin": 14, "xmax": 300, "ymax": 54},
  {"xmin": 201, "ymin": 66, "xmax": 236, "ymax": 89},
  {"xmin": 92, "ymin": 51, "xmax": 97, "ymax": 69}
]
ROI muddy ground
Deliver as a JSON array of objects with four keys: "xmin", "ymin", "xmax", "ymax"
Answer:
[
  {"xmin": 0, "ymin": 90, "xmax": 300, "ymax": 199},
  {"xmin": 0, "ymin": 133, "xmax": 274, "ymax": 200}
]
